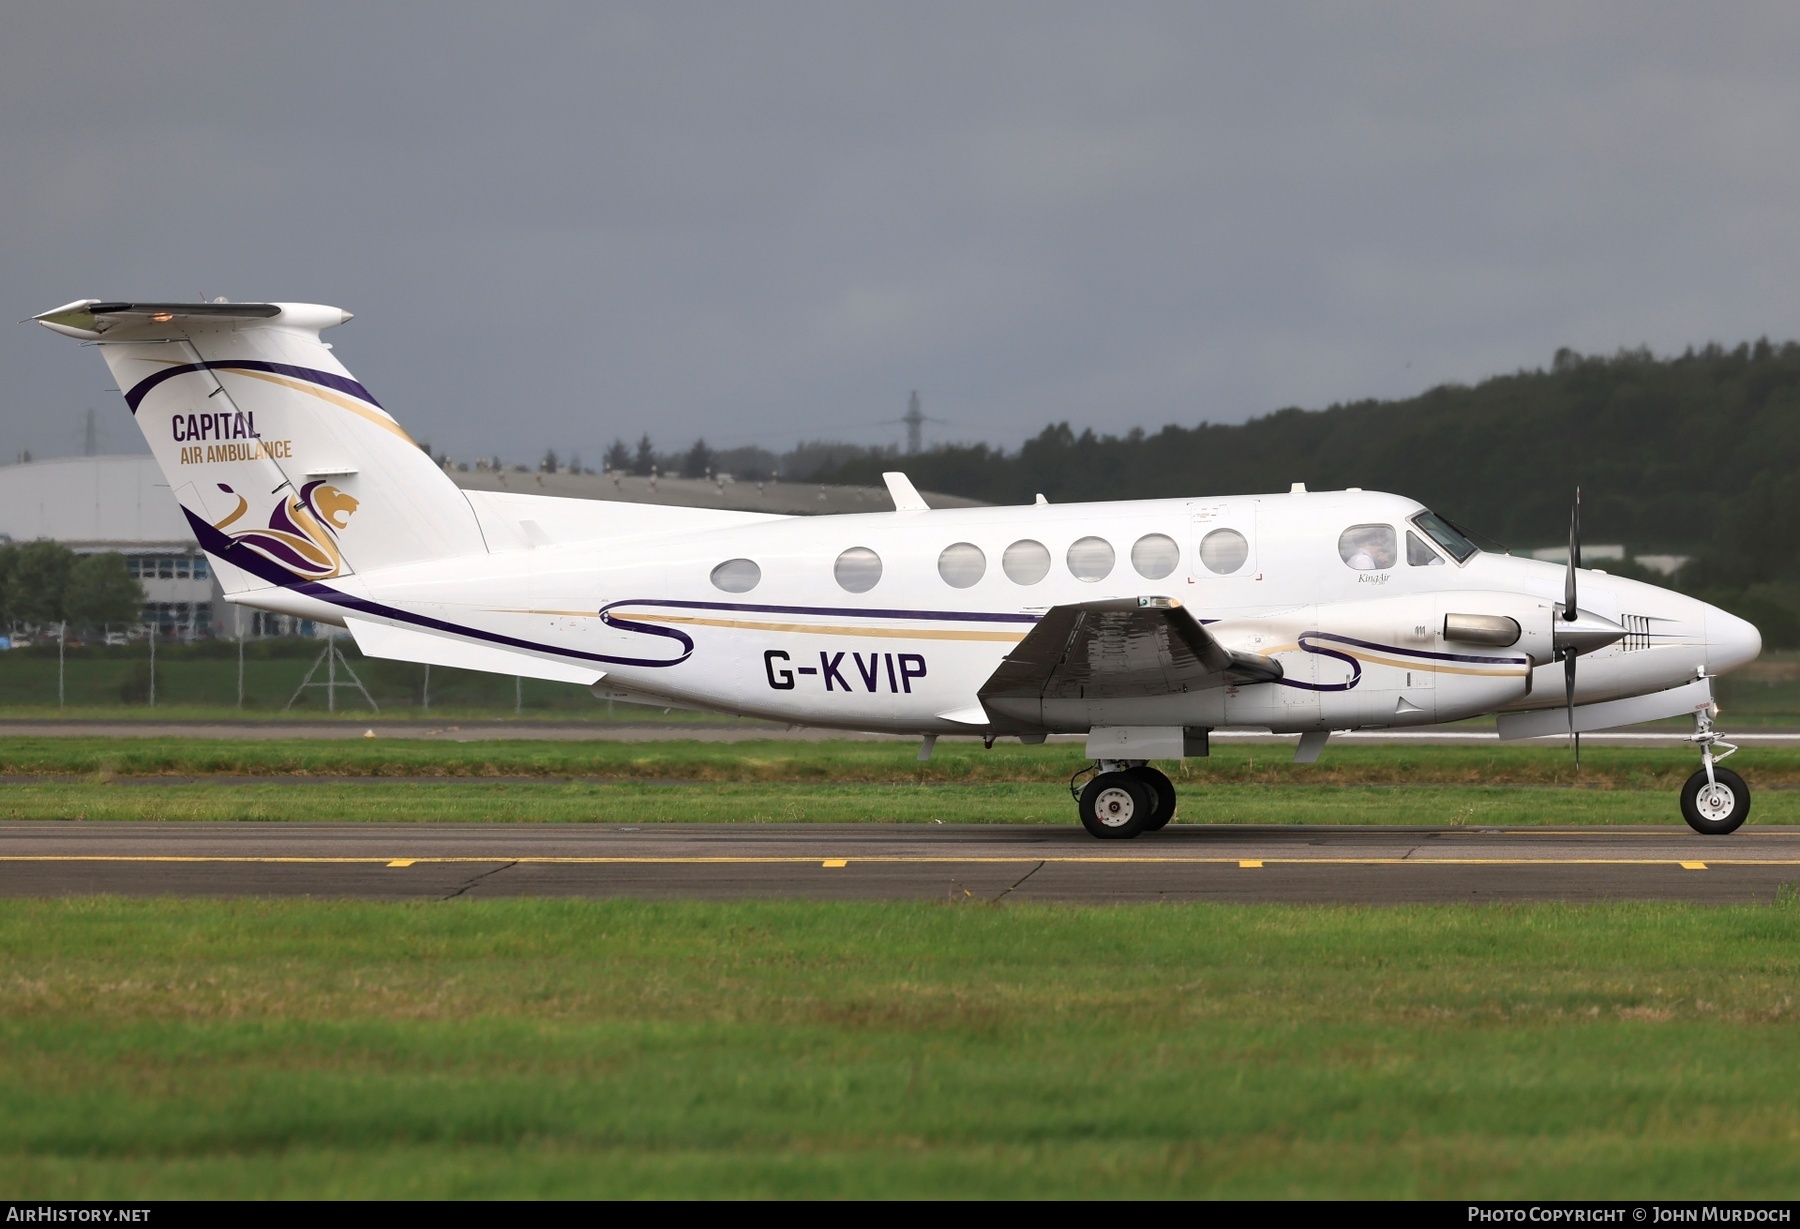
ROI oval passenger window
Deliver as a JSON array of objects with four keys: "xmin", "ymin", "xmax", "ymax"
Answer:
[
  {"xmin": 709, "ymin": 558, "xmax": 761, "ymax": 593},
  {"xmin": 937, "ymin": 542, "xmax": 986, "ymax": 588},
  {"xmin": 1002, "ymin": 539, "xmax": 1051, "ymax": 585},
  {"xmin": 1067, "ymin": 536, "xmax": 1115, "ymax": 582},
  {"xmin": 1199, "ymin": 528, "xmax": 1249, "ymax": 575},
  {"xmin": 1338, "ymin": 524, "xmax": 1397, "ymax": 571},
  {"xmin": 1131, "ymin": 533, "xmax": 1180, "ymax": 580},
  {"xmin": 834, "ymin": 546, "xmax": 883, "ymax": 594}
]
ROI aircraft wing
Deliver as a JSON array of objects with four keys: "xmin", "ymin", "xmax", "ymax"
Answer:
[{"xmin": 977, "ymin": 598, "xmax": 1282, "ymax": 710}]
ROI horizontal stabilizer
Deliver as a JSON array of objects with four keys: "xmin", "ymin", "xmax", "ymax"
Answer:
[
  {"xmin": 346, "ymin": 617, "xmax": 604, "ymax": 686},
  {"xmin": 34, "ymin": 299, "xmax": 334, "ymax": 340},
  {"xmin": 36, "ymin": 295, "xmax": 488, "ymax": 584},
  {"xmin": 1496, "ymin": 677, "xmax": 1714, "ymax": 740}
]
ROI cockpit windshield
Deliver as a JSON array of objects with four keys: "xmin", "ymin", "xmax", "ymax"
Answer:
[{"xmin": 1412, "ymin": 510, "xmax": 1478, "ymax": 564}]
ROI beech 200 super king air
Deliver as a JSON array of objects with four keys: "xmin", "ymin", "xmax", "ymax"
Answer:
[{"xmin": 34, "ymin": 299, "xmax": 1765, "ymax": 837}]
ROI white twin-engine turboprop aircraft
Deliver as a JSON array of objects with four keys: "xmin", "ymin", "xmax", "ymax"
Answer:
[{"xmin": 35, "ymin": 299, "xmax": 1765, "ymax": 837}]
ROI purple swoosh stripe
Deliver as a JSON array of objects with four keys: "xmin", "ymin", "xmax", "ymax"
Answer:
[
  {"xmin": 184, "ymin": 510, "xmax": 1041, "ymax": 670},
  {"xmin": 182, "ymin": 509, "xmax": 1538, "ymax": 691},
  {"xmin": 268, "ymin": 499, "xmax": 307, "ymax": 538},
  {"xmin": 124, "ymin": 361, "xmax": 382, "ymax": 414},
  {"xmin": 1274, "ymin": 631, "xmax": 1531, "ymax": 693},
  {"xmin": 603, "ymin": 597, "xmax": 1041, "ymax": 625},
  {"xmin": 182, "ymin": 509, "xmax": 693, "ymax": 670},
  {"xmin": 235, "ymin": 535, "xmax": 325, "ymax": 575},
  {"xmin": 1305, "ymin": 630, "xmax": 1530, "ymax": 667},
  {"xmin": 1278, "ymin": 635, "xmax": 1364, "ymax": 692}
]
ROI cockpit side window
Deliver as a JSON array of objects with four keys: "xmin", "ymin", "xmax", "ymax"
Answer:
[
  {"xmin": 1412, "ymin": 510, "xmax": 1478, "ymax": 563},
  {"xmin": 1406, "ymin": 530, "xmax": 1444, "ymax": 566},
  {"xmin": 1338, "ymin": 524, "xmax": 1396, "ymax": 571}
]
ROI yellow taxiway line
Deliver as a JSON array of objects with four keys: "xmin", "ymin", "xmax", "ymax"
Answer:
[{"xmin": 1, "ymin": 855, "xmax": 1797, "ymax": 868}]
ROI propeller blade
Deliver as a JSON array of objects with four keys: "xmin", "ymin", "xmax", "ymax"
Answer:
[
  {"xmin": 1561, "ymin": 488, "xmax": 1586, "ymax": 771},
  {"xmin": 1563, "ymin": 487, "xmax": 1581, "ymax": 620},
  {"xmin": 1565, "ymin": 651, "xmax": 1580, "ymax": 770}
]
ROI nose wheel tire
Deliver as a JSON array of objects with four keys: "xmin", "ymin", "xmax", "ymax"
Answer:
[
  {"xmin": 1078, "ymin": 772, "xmax": 1154, "ymax": 839},
  {"xmin": 1126, "ymin": 766, "xmax": 1177, "ymax": 831},
  {"xmin": 1680, "ymin": 766, "xmax": 1750, "ymax": 835}
]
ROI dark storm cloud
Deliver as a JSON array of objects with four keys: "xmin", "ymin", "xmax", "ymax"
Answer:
[{"xmin": 6, "ymin": 2, "xmax": 1800, "ymax": 464}]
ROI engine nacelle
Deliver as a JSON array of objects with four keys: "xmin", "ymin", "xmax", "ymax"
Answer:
[
  {"xmin": 1440, "ymin": 590, "xmax": 1557, "ymax": 666},
  {"xmin": 1208, "ymin": 591, "xmax": 1538, "ymax": 731}
]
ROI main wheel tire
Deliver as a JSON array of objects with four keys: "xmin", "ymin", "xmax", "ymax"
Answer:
[
  {"xmin": 1681, "ymin": 766, "xmax": 1751, "ymax": 835},
  {"xmin": 1078, "ymin": 772, "xmax": 1153, "ymax": 839},
  {"xmin": 1127, "ymin": 766, "xmax": 1177, "ymax": 831}
]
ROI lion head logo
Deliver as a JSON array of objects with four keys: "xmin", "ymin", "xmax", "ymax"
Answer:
[
  {"xmin": 210, "ymin": 480, "xmax": 360, "ymax": 580},
  {"xmin": 312, "ymin": 484, "xmax": 359, "ymax": 530}
]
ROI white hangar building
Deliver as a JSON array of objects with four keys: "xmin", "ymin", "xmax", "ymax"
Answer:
[{"xmin": 0, "ymin": 454, "xmax": 230, "ymax": 638}]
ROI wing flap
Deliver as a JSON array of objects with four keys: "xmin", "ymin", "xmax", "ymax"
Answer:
[{"xmin": 978, "ymin": 598, "xmax": 1281, "ymax": 710}]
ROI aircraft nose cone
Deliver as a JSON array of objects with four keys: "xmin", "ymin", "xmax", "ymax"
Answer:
[{"xmin": 1705, "ymin": 604, "xmax": 1763, "ymax": 675}]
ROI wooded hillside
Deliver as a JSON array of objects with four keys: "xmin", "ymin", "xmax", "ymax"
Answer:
[{"xmin": 817, "ymin": 341, "xmax": 1800, "ymax": 644}]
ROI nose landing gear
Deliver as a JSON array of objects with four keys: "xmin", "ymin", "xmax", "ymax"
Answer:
[
  {"xmin": 1072, "ymin": 761, "xmax": 1177, "ymax": 838},
  {"xmin": 1681, "ymin": 699, "xmax": 1749, "ymax": 835}
]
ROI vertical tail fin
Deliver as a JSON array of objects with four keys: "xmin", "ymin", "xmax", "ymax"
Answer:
[{"xmin": 34, "ymin": 300, "xmax": 486, "ymax": 593}]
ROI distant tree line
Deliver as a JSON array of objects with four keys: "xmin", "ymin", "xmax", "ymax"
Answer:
[
  {"xmin": 590, "ymin": 434, "xmax": 901, "ymax": 483},
  {"xmin": 0, "ymin": 542, "xmax": 143, "ymax": 634},
  {"xmin": 442, "ymin": 434, "xmax": 904, "ymax": 483},
  {"xmin": 447, "ymin": 338, "xmax": 1800, "ymax": 643},
  {"xmin": 807, "ymin": 340, "xmax": 1800, "ymax": 646}
]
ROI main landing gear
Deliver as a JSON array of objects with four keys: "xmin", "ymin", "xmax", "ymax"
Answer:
[
  {"xmin": 1681, "ymin": 701, "xmax": 1749, "ymax": 835},
  {"xmin": 1072, "ymin": 761, "xmax": 1176, "ymax": 839}
]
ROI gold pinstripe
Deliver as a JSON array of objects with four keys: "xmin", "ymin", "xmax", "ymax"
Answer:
[
  {"xmin": 612, "ymin": 611, "xmax": 1028, "ymax": 642},
  {"xmin": 1262, "ymin": 642, "xmax": 1528, "ymax": 678},
  {"xmin": 223, "ymin": 369, "xmax": 415, "ymax": 444}
]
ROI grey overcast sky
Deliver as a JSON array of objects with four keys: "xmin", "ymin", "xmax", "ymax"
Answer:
[{"xmin": 6, "ymin": 2, "xmax": 1800, "ymax": 464}]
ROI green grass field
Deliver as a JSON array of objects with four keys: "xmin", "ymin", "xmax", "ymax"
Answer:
[
  {"xmin": 2, "ymin": 735, "xmax": 1794, "ymax": 785},
  {"xmin": 3, "ymin": 779, "xmax": 1795, "ymax": 827},
  {"xmin": 0, "ymin": 737, "xmax": 1792, "ymax": 826},
  {"xmin": 0, "ymin": 737, "xmax": 1788, "ymax": 827},
  {"xmin": 3, "ymin": 896, "xmax": 1797, "ymax": 1198},
  {"xmin": 5, "ymin": 736, "xmax": 1794, "ymax": 1199}
]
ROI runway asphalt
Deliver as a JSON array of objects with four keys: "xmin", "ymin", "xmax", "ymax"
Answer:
[{"xmin": 2, "ymin": 821, "xmax": 1796, "ymax": 904}]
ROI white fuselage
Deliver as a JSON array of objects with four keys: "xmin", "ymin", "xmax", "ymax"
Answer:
[
  {"xmin": 31, "ymin": 300, "xmax": 1758, "ymax": 745},
  {"xmin": 256, "ymin": 487, "xmax": 1759, "ymax": 736}
]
